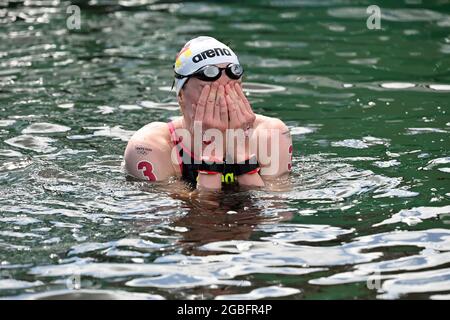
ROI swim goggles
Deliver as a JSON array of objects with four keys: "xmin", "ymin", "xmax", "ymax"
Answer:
[{"xmin": 174, "ymin": 63, "xmax": 244, "ymax": 82}]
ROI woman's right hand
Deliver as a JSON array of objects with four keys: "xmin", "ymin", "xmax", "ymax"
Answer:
[
  {"xmin": 191, "ymin": 84, "xmax": 229, "ymax": 190},
  {"xmin": 192, "ymin": 83, "xmax": 229, "ymax": 134},
  {"xmin": 191, "ymin": 83, "xmax": 229, "ymax": 161}
]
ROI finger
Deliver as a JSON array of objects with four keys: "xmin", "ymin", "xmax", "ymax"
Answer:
[
  {"xmin": 225, "ymin": 94, "xmax": 236, "ymax": 112},
  {"xmin": 193, "ymin": 103, "xmax": 205, "ymax": 122},
  {"xmin": 228, "ymin": 83, "xmax": 248, "ymax": 115},
  {"xmin": 219, "ymin": 95, "xmax": 228, "ymax": 126},
  {"xmin": 234, "ymin": 83, "xmax": 255, "ymax": 125},
  {"xmin": 215, "ymin": 85, "xmax": 225, "ymax": 122},
  {"xmin": 197, "ymin": 85, "xmax": 210, "ymax": 110},
  {"xmin": 189, "ymin": 102, "xmax": 195, "ymax": 122},
  {"xmin": 226, "ymin": 94, "xmax": 241, "ymax": 128},
  {"xmin": 235, "ymin": 100, "xmax": 247, "ymax": 127},
  {"xmin": 236, "ymin": 86, "xmax": 254, "ymax": 120},
  {"xmin": 225, "ymin": 84, "xmax": 244, "ymax": 115},
  {"xmin": 226, "ymin": 84, "xmax": 248, "ymax": 127},
  {"xmin": 205, "ymin": 83, "xmax": 218, "ymax": 121},
  {"xmin": 225, "ymin": 83, "xmax": 239, "ymax": 102},
  {"xmin": 234, "ymin": 83, "xmax": 251, "ymax": 110},
  {"xmin": 225, "ymin": 94, "xmax": 237, "ymax": 118}
]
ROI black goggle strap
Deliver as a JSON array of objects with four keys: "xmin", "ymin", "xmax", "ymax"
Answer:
[{"xmin": 172, "ymin": 70, "xmax": 188, "ymax": 91}]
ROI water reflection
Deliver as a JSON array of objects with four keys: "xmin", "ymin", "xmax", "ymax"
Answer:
[{"xmin": 139, "ymin": 181, "xmax": 292, "ymax": 251}]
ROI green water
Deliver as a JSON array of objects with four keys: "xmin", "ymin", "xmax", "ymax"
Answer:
[{"xmin": 0, "ymin": 0, "xmax": 449, "ymax": 300}]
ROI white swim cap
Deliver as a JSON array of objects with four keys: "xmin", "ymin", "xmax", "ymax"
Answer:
[{"xmin": 173, "ymin": 36, "xmax": 240, "ymax": 95}]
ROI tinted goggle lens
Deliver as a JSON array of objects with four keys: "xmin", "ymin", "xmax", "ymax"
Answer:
[
  {"xmin": 227, "ymin": 64, "xmax": 243, "ymax": 79},
  {"xmin": 202, "ymin": 65, "xmax": 221, "ymax": 78},
  {"xmin": 194, "ymin": 64, "xmax": 244, "ymax": 81}
]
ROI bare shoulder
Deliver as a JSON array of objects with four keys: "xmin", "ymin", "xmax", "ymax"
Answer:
[
  {"xmin": 253, "ymin": 114, "xmax": 289, "ymax": 132},
  {"xmin": 252, "ymin": 115, "xmax": 293, "ymax": 181},
  {"xmin": 123, "ymin": 121, "xmax": 175, "ymax": 181},
  {"xmin": 128, "ymin": 121, "xmax": 171, "ymax": 149}
]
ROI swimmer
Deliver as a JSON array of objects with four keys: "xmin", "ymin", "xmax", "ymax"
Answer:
[{"xmin": 124, "ymin": 36, "xmax": 293, "ymax": 191}]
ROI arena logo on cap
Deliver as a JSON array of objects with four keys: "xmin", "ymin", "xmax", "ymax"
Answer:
[
  {"xmin": 192, "ymin": 47, "xmax": 232, "ymax": 63},
  {"xmin": 175, "ymin": 44, "xmax": 192, "ymax": 68}
]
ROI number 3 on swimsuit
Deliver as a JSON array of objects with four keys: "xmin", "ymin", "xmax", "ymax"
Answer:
[
  {"xmin": 288, "ymin": 145, "xmax": 293, "ymax": 171},
  {"xmin": 137, "ymin": 161, "xmax": 157, "ymax": 181}
]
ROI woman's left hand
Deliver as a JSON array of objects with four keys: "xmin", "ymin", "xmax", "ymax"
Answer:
[
  {"xmin": 224, "ymin": 83, "xmax": 256, "ymax": 131},
  {"xmin": 222, "ymin": 83, "xmax": 257, "ymax": 162}
]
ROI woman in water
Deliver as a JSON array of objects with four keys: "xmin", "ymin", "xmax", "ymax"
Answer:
[{"xmin": 124, "ymin": 36, "xmax": 292, "ymax": 191}]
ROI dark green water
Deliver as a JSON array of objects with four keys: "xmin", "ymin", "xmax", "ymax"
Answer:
[{"xmin": 0, "ymin": 0, "xmax": 449, "ymax": 299}]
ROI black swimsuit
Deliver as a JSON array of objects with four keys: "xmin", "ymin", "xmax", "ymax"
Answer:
[{"xmin": 168, "ymin": 121, "xmax": 258, "ymax": 186}]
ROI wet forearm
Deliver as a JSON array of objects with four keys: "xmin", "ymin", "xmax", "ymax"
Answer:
[
  {"xmin": 237, "ymin": 172, "xmax": 265, "ymax": 187},
  {"xmin": 196, "ymin": 145, "xmax": 224, "ymax": 191},
  {"xmin": 197, "ymin": 173, "xmax": 222, "ymax": 191}
]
